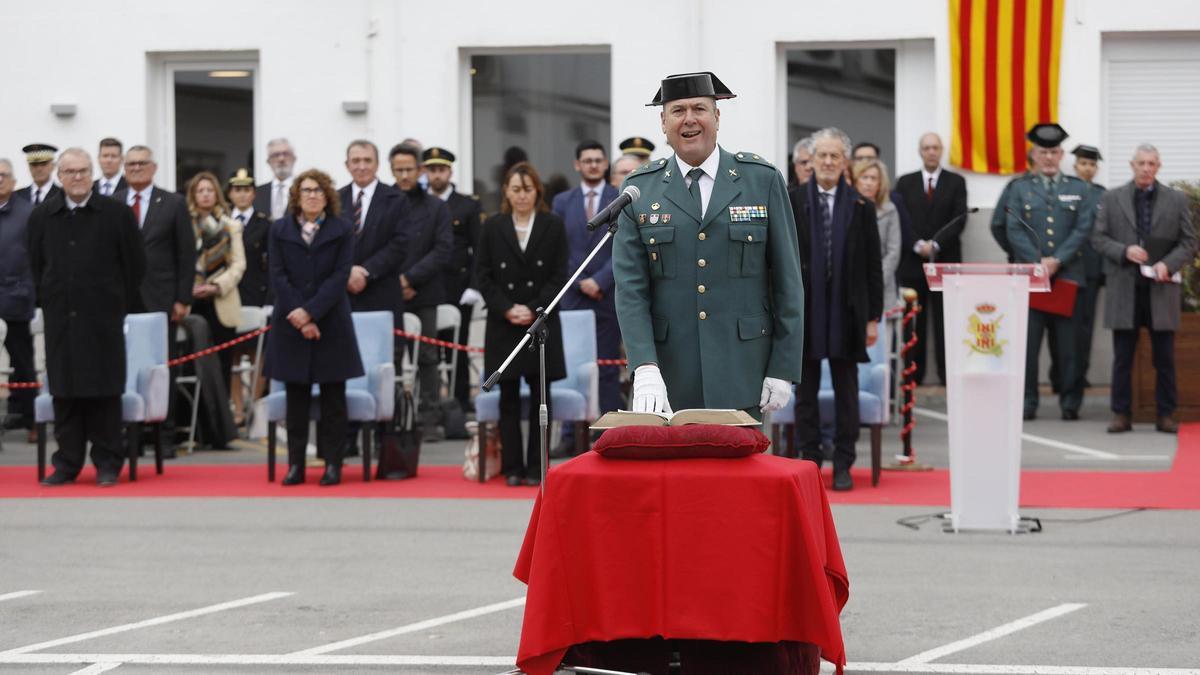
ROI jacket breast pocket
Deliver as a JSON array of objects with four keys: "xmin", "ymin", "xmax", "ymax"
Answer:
[
  {"xmin": 727, "ymin": 224, "xmax": 768, "ymax": 277},
  {"xmin": 640, "ymin": 226, "xmax": 676, "ymax": 279}
]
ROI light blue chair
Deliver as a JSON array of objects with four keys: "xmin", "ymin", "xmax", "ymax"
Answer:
[
  {"xmin": 474, "ymin": 309, "xmax": 598, "ymax": 482},
  {"xmin": 36, "ymin": 312, "xmax": 171, "ymax": 482},
  {"xmin": 264, "ymin": 311, "xmax": 395, "ymax": 482},
  {"xmin": 768, "ymin": 330, "xmax": 889, "ymax": 486}
]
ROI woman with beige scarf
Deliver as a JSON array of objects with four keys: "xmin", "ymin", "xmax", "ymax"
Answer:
[{"xmin": 186, "ymin": 171, "xmax": 246, "ymax": 386}]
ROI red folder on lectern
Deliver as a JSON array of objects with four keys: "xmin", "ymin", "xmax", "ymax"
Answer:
[{"xmin": 1028, "ymin": 279, "xmax": 1078, "ymax": 317}]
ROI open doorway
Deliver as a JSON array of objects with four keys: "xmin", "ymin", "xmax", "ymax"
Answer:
[{"xmin": 173, "ymin": 69, "xmax": 254, "ymax": 191}]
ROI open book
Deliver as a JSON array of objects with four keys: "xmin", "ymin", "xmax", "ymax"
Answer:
[{"xmin": 591, "ymin": 409, "xmax": 759, "ymax": 430}]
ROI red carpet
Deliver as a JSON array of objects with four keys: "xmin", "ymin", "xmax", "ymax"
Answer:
[{"xmin": 4, "ymin": 424, "xmax": 1197, "ymax": 509}]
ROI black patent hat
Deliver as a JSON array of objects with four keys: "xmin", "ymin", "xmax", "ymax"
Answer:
[
  {"xmin": 1071, "ymin": 144, "xmax": 1102, "ymax": 161},
  {"xmin": 1026, "ymin": 123, "xmax": 1068, "ymax": 149},
  {"xmin": 647, "ymin": 72, "xmax": 736, "ymax": 106}
]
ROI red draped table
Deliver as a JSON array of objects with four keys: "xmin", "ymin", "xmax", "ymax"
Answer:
[{"xmin": 513, "ymin": 451, "xmax": 849, "ymax": 674}]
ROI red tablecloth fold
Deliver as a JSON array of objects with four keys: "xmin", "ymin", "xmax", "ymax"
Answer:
[{"xmin": 513, "ymin": 451, "xmax": 849, "ymax": 675}]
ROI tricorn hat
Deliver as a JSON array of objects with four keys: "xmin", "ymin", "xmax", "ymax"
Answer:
[
  {"xmin": 1026, "ymin": 123, "xmax": 1068, "ymax": 149},
  {"xmin": 647, "ymin": 72, "xmax": 736, "ymax": 107},
  {"xmin": 1071, "ymin": 144, "xmax": 1102, "ymax": 161}
]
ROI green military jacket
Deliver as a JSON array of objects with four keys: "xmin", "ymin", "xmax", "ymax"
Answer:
[
  {"xmin": 612, "ymin": 146, "xmax": 804, "ymax": 411},
  {"xmin": 1003, "ymin": 172, "xmax": 1098, "ymax": 286}
]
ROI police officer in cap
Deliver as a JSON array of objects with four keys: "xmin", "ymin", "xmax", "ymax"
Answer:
[
  {"xmin": 611, "ymin": 137, "xmax": 656, "ymax": 187},
  {"xmin": 18, "ymin": 144, "xmax": 63, "ymax": 205},
  {"xmin": 1066, "ymin": 145, "xmax": 1106, "ymax": 397},
  {"xmin": 613, "ymin": 72, "xmax": 804, "ymax": 422},
  {"xmin": 424, "ymin": 146, "xmax": 484, "ymax": 413},
  {"xmin": 1003, "ymin": 124, "xmax": 1098, "ymax": 421}
]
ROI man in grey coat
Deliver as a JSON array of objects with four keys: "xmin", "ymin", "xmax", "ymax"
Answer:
[{"xmin": 1091, "ymin": 144, "xmax": 1197, "ymax": 434}]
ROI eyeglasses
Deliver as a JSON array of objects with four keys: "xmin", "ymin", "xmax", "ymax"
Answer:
[
  {"xmin": 269, "ymin": 151, "xmax": 294, "ymax": 160},
  {"xmin": 578, "ymin": 158, "xmax": 607, "ymax": 165},
  {"xmin": 59, "ymin": 168, "xmax": 91, "ymax": 179},
  {"xmin": 299, "ymin": 187, "xmax": 324, "ymax": 195},
  {"xmin": 125, "ymin": 161, "xmax": 153, "ymax": 169}
]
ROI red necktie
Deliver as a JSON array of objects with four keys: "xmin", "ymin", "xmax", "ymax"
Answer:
[
  {"xmin": 132, "ymin": 192, "xmax": 142, "ymax": 225},
  {"xmin": 925, "ymin": 176, "xmax": 934, "ymax": 203}
]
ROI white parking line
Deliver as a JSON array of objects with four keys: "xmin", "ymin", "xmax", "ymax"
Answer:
[
  {"xmin": 0, "ymin": 654, "xmax": 1196, "ymax": 674},
  {"xmin": 897, "ymin": 602, "xmax": 1088, "ymax": 664},
  {"xmin": 69, "ymin": 663, "xmax": 123, "ymax": 674},
  {"xmin": 0, "ymin": 590, "xmax": 42, "ymax": 603},
  {"xmin": 0, "ymin": 592, "xmax": 293, "ymax": 655},
  {"xmin": 913, "ymin": 408, "xmax": 1127, "ymax": 460},
  {"xmin": 290, "ymin": 596, "xmax": 527, "ymax": 655}
]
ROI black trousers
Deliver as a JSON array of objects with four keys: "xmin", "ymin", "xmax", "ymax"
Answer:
[
  {"xmin": 565, "ymin": 637, "xmax": 820, "ymax": 675},
  {"xmin": 192, "ymin": 298, "xmax": 236, "ymax": 390},
  {"xmin": 3, "ymin": 319, "xmax": 36, "ymax": 423},
  {"xmin": 796, "ymin": 357, "xmax": 859, "ymax": 470},
  {"xmin": 499, "ymin": 376, "xmax": 549, "ymax": 480},
  {"xmin": 1025, "ymin": 308, "xmax": 1080, "ymax": 414},
  {"xmin": 909, "ymin": 278, "xmax": 946, "ymax": 385},
  {"xmin": 1111, "ymin": 284, "xmax": 1177, "ymax": 417},
  {"xmin": 285, "ymin": 381, "xmax": 347, "ymax": 468},
  {"xmin": 51, "ymin": 396, "xmax": 124, "ymax": 476}
]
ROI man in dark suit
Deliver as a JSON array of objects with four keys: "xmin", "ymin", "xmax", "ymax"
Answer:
[
  {"xmin": 16, "ymin": 144, "xmax": 63, "ymax": 206},
  {"xmin": 0, "ymin": 158, "xmax": 38, "ymax": 441},
  {"xmin": 1092, "ymin": 143, "xmax": 1197, "ymax": 434},
  {"xmin": 340, "ymin": 140, "xmax": 410, "ymax": 320},
  {"xmin": 29, "ymin": 148, "xmax": 145, "ymax": 486},
  {"xmin": 790, "ymin": 128, "xmax": 883, "ymax": 492},
  {"xmin": 253, "ymin": 137, "xmax": 296, "ymax": 221},
  {"xmin": 227, "ymin": 169, "xmax": 273, "ymax": 307},
  {"xmin": 551, "ymin": 140, "xmax": 620, "ymax": 456},
  {"xmin": 424, "ymin": 147, "xmax": 483, "ymax": 412},
  {"xmin": 895, "ymin": 132, "xmax": 968, "ymax": 385},
  {"xmin": 390, "ymin": 143, "xmax": 453, "ymax": 440},
  {"xmin": 93, "ymin": 137, "xmax": 128, "ymax": 197}
]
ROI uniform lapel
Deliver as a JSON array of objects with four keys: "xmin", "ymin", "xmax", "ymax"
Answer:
[
  {"xmin": 702, "ymin": 149, "xmax": 741, "ymax": 230},
  {"xmin": 144, "ymin": 187, "xmax": 167, "ymax": 231},
  {"xmin": 662, "ymin": 158, "xmax": 702, "ymax": 225}
]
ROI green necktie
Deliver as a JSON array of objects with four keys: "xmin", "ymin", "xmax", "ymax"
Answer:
[{"xmin": 687, "ymin": 168, "xmax": 704, "ymax": 214}]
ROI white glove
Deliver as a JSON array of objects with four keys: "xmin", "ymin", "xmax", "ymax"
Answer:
[
  {"xmin": 632, "ymin": 364, "xmax": 672, "ymax": 413},
  {"xmin": 459, "ymin": 288, "xmax": 483, "ymax": 306},
  {"xmin": 759, "ymin": 376, "xmax": 792, "ymax": 414}
]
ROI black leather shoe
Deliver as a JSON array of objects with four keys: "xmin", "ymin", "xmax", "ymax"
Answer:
[
  {"xmin": 1062, "ymin": 410, "xmax": 1079, "ymax": 421},
  {"xmin": 97, "ymin": 470, "xmax": 119, "ymax": 487},
  {"xmin": 2, "ymin": 414, "xmax": 29, "ymax": 431},
  {"xmin": 282, "ymin": 465, "xmax": 305, "ymax": 486},
  {"xmin": 319, "ymin": 464, "xmax": 341, "ymax": 486},
  {"xmin": 832, "ymin": 467, "xmax": 853, "ymax": 492},
  {"xmin": 1156, "ymin": 416, "xmax": 1179, "ymax": 434},
  {"xmin": 39, "ymin": 471, "xmax": 76, "ymax": 487},
  {"xmin": 523, "ymin": 477, "xmax": 541, "ymax": 487},
  {"xmin": 1107, "ymin": 414, "xmax": 1133, "ymax": 433},
  {"xmin": 1023, "ymin": 409, "xmax": 1037, "ymax": 421},
  {"xmin": 505, "ymin": 475, "xmax": 522, "ymax": 487}
]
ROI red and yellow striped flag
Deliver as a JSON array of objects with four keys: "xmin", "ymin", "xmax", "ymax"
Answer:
[{"xmin": 949, "ymin": 0, "xmax": 1065, "ymax": 174}]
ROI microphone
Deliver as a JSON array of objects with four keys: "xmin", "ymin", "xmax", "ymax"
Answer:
[
  {"xmin": 1003, "ymin": 206, "xmax": 1044, "ymax": 256},
  {"xmin": 928, "ymin": 208, "xmax": 979, "ymax": 264},
  {"xmin": 586, "ymin": 185, "xmax": 641, "ymax": 231}
]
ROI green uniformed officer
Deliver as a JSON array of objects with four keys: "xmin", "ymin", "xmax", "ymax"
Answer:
[
  {"xmin": 612, "ymin": 72, "xmax": 804, "ymax": 419},
  {"xmin": 1003, "ymin": 123, "xmax": 1098, "ymax": 421}
]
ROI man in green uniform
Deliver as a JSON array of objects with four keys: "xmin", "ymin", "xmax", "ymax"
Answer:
[
  {"xmin": 1004, "ymin": 123, "xmax": 1097, "ymax": 420},
  {"xmin": 612, "ymin": 72, "xmax": 804, "ymax": 419}
]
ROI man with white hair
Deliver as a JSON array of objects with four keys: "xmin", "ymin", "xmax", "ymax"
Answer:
[
  {"xmin": 254, "ymin": 137, "xmax": 296, "ymax": 220},
  {"xmin": 791, "ymin": 135, "xmax": 814, "ymax": 186},
  {"xmin": 28, "ymin": 148, "xmax": 145, "ymax": 486},
  {"xmin": 1091, "ymin": 143, "xmax": 1197, "ymax": 434}
]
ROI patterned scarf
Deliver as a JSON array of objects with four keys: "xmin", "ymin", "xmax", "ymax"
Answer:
[{"xmin": 195, "ymin": 215, "xmax": 233, "ymax": 285}]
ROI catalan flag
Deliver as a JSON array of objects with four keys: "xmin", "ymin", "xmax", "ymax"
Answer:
[{"xmin": 949, "ymin": 0, "xmax": 1065, "ymax": 174}]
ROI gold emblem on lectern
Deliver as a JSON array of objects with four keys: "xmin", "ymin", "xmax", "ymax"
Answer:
[{"xmin": 965, "ymin": 303, "xmax": 1006, "ymax": 356}]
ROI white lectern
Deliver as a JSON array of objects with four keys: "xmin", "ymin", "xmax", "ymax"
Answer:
[{"xmin": 924, "ymin": 263, "xmax": 1050, "ymax": 533}]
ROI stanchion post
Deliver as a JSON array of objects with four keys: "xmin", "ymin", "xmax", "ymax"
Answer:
[{"xmin": 885, "ymin": 287, "xmax": 932, "ymax": 472}]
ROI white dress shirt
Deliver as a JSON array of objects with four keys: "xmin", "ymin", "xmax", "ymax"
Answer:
[
  {"xmin": 66, "ymin": 193, "xmax": 92, "ymax": 210},
  {"xmin": 916, "ymin": 167, "xmax": 943, "ymax": 253},
  {"xmin": 270, "ymin": 177, "xmax": 294, "ymax": 220},
  {"xmin": 431, "ymin": 184, "xmax": 454, "ymax": 202},
  {"xmin": 350, "ymin": 179, "xmax": 379, "ymax": 227},
  {"xmin": 98, "ymin": 173, "xmax": 122, "ymax": 196},
  {"xmin": 126, "ymin": 184, "xmax": 154, "ymax": 228},
  {"xmin": 231, "ymin": 206, "xmax": 254, "ymax": 224},
  {"xmin": 30, "ymin": 181, "xmax": 54, "ymax": 204},
  {"xmin": 676, "ymin": 146, "xmax": 721, "ymax": 217},
  {"xmin": 580, "ymin": 180, "xmax": 605, "ymax": 218}
]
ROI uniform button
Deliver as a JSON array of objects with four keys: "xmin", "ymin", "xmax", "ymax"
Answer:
[
  {"xmin": 1047, "ymin": 241, "xmax": 1056, "ymax": 248},
  {"xmin": 698, "ymin": 311, "xmax": 707, "ymax": 320},
  {"xmin": 698, "ymin": 258, "xmax": 707, "ymax": 268},
  {"xmin": 747, "ymin": 234, "xmax": 753, "ymax": 242},
  {"xmin": 649, "ymin": 237, "xmax": 656, "ymax": 244},
  {"xmin": 500, "ymin": 262, "xmax": 506, "ymax": 269},
  {"xmin": 526, "ymin": 281, "xmax": 533, "ymax": 287},
  {"xmin": 697, "ymin": 284, "xmax": 706, "ymax": 294},
  {"xmin": 1047, "ymin": 216, "xmax": 1055, "ymax": 223},
  {"xmin": 698, "ymin": 232, "xmax": 706, "ymax": 241},
  {"xmin": 536, "ymin": 260, "xmax": 543, "ymax": 266},
  {"xmin": 1046, "ymin": 228, "xmax": 1055, "ymax": 235},
  {"xmin": 507, "ymin": 283, "xmax": 514, "ymax": 289}
]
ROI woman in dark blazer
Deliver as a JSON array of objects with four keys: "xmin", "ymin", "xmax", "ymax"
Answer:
[
  {"xmin": 476, "ymin": 162, "xmax": 567, "ymax": 486},
  {"xmin": 265, "ymin": 169, "xmax": 364, "ymax": 486}
]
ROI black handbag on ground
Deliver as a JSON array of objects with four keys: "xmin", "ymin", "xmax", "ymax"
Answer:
[{"xmin": 376, "ymin": 388, "xmax": 421, "ymax": 480}]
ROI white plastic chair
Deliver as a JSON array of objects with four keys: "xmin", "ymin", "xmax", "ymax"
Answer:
[
  {"xmin": 401, "ymin": 311, "xmax": 422, "ymax": 392},
  {"xmin": 232, "ymin": 305, "xmax": 270, "ymax": 436},
  {"xmin": 435, "ymin": 303, "xmax": 462, "ymax": 401}
]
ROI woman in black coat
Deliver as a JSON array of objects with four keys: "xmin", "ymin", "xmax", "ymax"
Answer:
[
  {"xmin": 475, "ymin": 162, "xmax": 567, "ymax": 486},
  {"xmin": 265, "ymin": 169, "xmax": 364, "ymax": 486}
]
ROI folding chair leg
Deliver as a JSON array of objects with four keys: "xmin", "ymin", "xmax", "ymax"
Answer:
[
  {"xmin": 154, "ymin": 423, "xmax": 164, "ymax": 475},
  {"xmin": 37, "ymin": 422, "xmax": 47, "ymax": 482},
  {"xmin": 362, "ymin": 424, "xmax": 373, "ymax": 482},
  {"xmin": 478, "ymin": 421, "xmax": 487, "ymax": 484},
  {"xmin": 870, "ymin": 425, "xmax": 882, "ymax": 487},
  {"xmin": 267, "ymin": 422, "xmax": 277, "ymax": 482},
  {"xmin": 127, "ymin": 423, "xmax": 140, "ymax": 482}
]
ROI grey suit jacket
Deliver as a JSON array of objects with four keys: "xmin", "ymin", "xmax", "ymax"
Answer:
[
  {"xmin": 112, "ymin": 186, "xmax": 197, "ymax": 314},
  {"xmin": 1091, "ymin": 181, "xmax": 1197, "ymax": 331}
]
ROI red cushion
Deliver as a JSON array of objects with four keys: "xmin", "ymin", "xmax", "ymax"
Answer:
[{"xmin": 592, "ymin": 424, "xmax": 770, "ymax": 460}]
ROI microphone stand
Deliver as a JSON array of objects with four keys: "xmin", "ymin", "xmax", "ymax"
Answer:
[{"xmin": 481, "ymin": 210, "xmax": 624, "ymax": 498}]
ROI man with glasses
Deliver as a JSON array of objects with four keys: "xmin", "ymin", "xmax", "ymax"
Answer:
[
  {"xmin": 0, "ymin": 159, "xmax": 38, "ymax": 440},
  {"xmin": 552, "ymin": 141, "xmax": 620, "ymax": 456},
  {"xmin": 29, "ymin": 148, "xmax": 145, "ymax": 486},
  {"xmin": 254, "ymin": 137, "xmax": 296, "ymax": 221}
]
